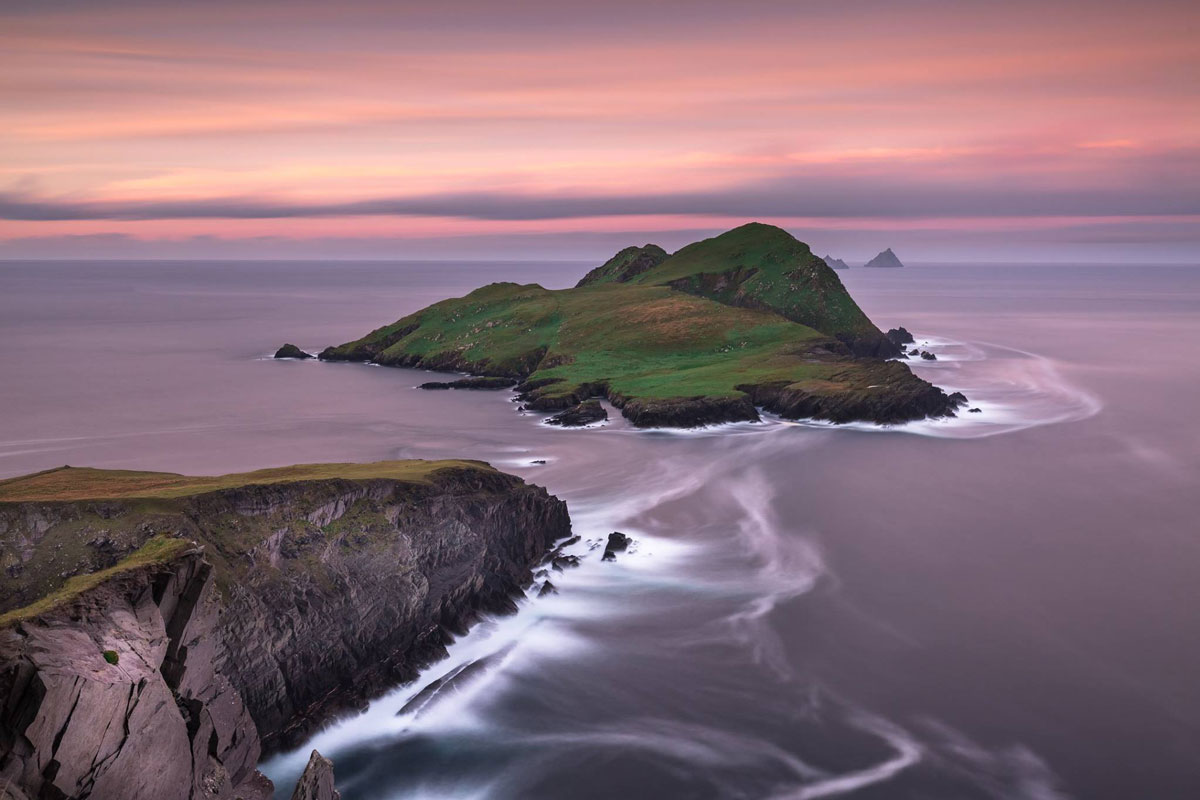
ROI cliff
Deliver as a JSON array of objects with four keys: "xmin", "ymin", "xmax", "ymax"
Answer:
[
  {"xmin": 0, "ymin": 544, "xmax": 269, "ymax": 800},
  {"xmin": 318, "ymin": 224, "xmax": 965, "ymax": 428},
  {"xmin": 0, "ymin": 461, "xmax": 571, "ymax": 799}
]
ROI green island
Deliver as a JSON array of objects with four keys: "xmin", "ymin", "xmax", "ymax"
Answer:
[{"xmin": 318, "ymin": 223, "xmax": 965, "ymax": 427}]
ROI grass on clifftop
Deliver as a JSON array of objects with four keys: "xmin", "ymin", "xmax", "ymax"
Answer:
[
  {"xmin": 0, "ymin": 460, "xmax": 493, "ymax": 503},
  {"xmin": 0, "ymin": 535, "xmax": 191, "ymax": 626}
]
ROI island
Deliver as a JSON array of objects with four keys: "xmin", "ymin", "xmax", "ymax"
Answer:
[
  {"xmin": 863, "ymin": 247, "xmax": 904, "ymax": 268},
  {"xmin": 319, "ymin": 223, "xmax": 963, "ymax": 427},
  {"xmin": 0, "ymin": 461, "xmax": 570, "ymax": 800},
  {"xmin": 821, "ymin": 254, "xmax": 851, "ymax": 270}
]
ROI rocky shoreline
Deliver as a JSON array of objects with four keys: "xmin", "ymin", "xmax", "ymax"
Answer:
[
  {"xmin": 317, "ymin": 351, "xmax": 966, "ymax": 428},
  {"xmin": 0, "ymin": 463, "xmax": 571, "ymax": 799}
]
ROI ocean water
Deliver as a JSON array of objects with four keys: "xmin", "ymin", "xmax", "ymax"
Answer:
[{"xmin": 1, "ymin": 259, "xmax": 1198, "ymax": 800}]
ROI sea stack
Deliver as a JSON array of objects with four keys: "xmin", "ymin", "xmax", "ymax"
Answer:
[
  {"xmin": 274, "ymin": 343, "xmax": 314, "ymax": 359},
  {"xmin": 822, "ymin": 255, "xmax": 850, "ymax": 270},
  {"xmin": 863, "ymin": 248, "xmax": 904, "ymax": 268}
]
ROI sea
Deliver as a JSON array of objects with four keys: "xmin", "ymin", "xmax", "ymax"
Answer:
[{"xmin": 1, "ymin": 259, "xmax": 1198, "ymax": 800}]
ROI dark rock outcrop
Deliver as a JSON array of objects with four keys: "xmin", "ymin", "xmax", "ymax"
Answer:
[
  {"xmin": 290, "ymin": 750, "xmax": 340, "ymax": 800},
  {"xmin": 886, "ymin": 327, "xmax": 915, "ymax": 347},
  {"xmin": 920, "ymin": 351, "xmax": 937, "ymax": 361},
  {"xmin": 602, "ymin": 532, "xmax": 631, "ymax": 561},
  {"xmin": 575, "ymin": 245, "xmax": 669, "ymax": 287},
  {"xmin": 863, "ymin": 248, "xmax": 904, "ymax": 268},
  {"xmin": 274, "ymin": 344, "xmax": 313, "ymax": 360},
  {"xmin": 419, "ymin": 377, "xmax": 516, "ymax": 390},
  {"xmin": 738, "ymin": 369, "xmax": 966, "ymax": 425},
  {"xmin": 545, "ymin": 400, "xmax": 607, "ymax": 427},
  {"xmin": 612, "ymin": 394, "xmax": 760, "ymax": 429}
]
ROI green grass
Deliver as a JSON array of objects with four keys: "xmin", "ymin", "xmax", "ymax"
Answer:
[
  {"xmin": 102, "ymin": 649, "xmax": 119, "ymax": 665},
  {"xmin": 627, "ymin": 222, "xmax": 880, "ymax": 341},
  {"xmin": 327, "ymin": 275, "xmax": 853, "ymax": 408},
  {"xmin": 0, "ymin": 535, "xmax": 192, "ymax": 626},
  {"xmin": 322, "ymin": 223, "xmax": 924, "ymax": 416},
  {"xmin": 0, "ymin": 460, "xmax": 493, "ymax": 503}
]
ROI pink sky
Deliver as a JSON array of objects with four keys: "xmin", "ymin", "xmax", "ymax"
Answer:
[{"xmin": 2, "ymin": 0, "xmax": 1198, "ymax": 261}]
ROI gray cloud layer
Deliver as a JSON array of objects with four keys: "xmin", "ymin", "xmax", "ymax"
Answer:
[{"xmin": 3, "ymin": 167, "xmax": 1199, "ymax": 223}]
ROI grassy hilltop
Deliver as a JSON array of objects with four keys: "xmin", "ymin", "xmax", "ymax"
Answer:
[{"xmin": 320, "ymin": 223, "xmax": 963, "ymax": 427}]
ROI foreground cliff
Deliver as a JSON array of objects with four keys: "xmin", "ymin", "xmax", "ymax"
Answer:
[
  {"xmin": 317, "ymin": 223, "xmax": 965, "ymax": 428},
  {"xmin": 0, "ymin": 462, "xmax": 571, "ymax": 799}
]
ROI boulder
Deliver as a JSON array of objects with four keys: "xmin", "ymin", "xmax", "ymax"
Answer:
[
  {"xmin": 602, "ymin": 532, "xmax": 632, "ymax": 561},
  {"xmin": 919, "ymin": 351, "xmax": 937, "ymax": 361},
  {"xmin": 274, "ymin": 343, "xmax": 314, "ymax": 360}
]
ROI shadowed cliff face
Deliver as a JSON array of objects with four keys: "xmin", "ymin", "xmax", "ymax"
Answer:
[{"xmin": 0, "ymin": 467, "xmax": 571, "ymax": 799}]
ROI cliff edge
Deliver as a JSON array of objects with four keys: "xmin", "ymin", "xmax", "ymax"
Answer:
[{"xmin": 0, "ymin": 461, "xmax": 571, "ymax": 799}]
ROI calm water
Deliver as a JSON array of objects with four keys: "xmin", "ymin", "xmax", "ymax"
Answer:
[{"xmin": 2, "ymin": 260, "xmax": 1198, "ymax": 800}]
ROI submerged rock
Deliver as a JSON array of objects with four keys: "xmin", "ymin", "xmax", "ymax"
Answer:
[
  {"xmin": 538, "ymin": 580, "xmax": 558, "ymax": 597},
  {"xmin": 551, "ymin": 554, "xmax": 581, "ymax": 571},
  {"xmin": 969, "ymin": 407, "xmax": 983, "ymax": 413},
  {"xmin": 274, "ymin": 343, "xmax": 313, "ymax": 359},
  {"xmin": 546, "ymin": 400, "xmax": 607, "ymax": 427},
  {"xmin": 920, "ymin": 351, "xmax": 937, "ymax": 360},
  {"xmin": 291, "ymin": 750, "xmax": 340, "ymax": 800}
]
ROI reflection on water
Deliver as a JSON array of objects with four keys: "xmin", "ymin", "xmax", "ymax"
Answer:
[{"xmin": 2, "ymin": 261, "xmax": 1199, "ymax": 799}]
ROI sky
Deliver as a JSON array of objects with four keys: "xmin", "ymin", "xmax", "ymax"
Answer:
[{"xmin": 2, "ymin": 0, "xmax": 1198, "ymax": 262}]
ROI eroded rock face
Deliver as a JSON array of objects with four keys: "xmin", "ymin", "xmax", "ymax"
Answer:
[
  {"xmin": 0, "ymin": 554, "xmax": 268, "ymax": 800},
  {"xmin": 290, "ymin": 750, "xmax": 340, "ymax": 800},
  {"xmin": 213, "ymin": 472, "xmax": 571, "ymax": 750}
]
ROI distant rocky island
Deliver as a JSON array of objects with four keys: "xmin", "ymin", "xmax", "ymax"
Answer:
[
  {"xmin": 317, "ymin": 224, "xmax": 962, "ymax": 427},
  {"xmin": 821, "ymin": 254, "xmax": 850, "ymax": 270},
  {"xmin": 0, "ymin": 461, "xmax": 570, "ymax": 800},
  {"xmin": 863, "ymin": 247, "xmax": 905, "ymax": 268}
]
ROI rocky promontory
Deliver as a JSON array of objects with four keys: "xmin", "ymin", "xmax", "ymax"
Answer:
[{"xmin": 0, "ymin": 461, "xmax": 571, "ymax": 799}]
